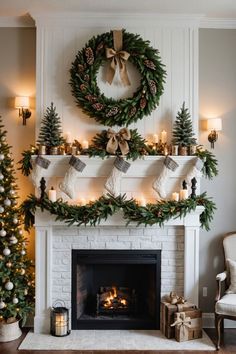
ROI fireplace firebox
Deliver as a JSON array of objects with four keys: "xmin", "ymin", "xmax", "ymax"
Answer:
[{"xmin": 71, "ymin": 250, "xmax": 161, "ymax": 330}]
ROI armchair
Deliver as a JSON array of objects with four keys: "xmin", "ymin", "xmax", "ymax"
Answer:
[{"xmin": 215, "ymin": 232, "xmax": 236, "ymax": 350}]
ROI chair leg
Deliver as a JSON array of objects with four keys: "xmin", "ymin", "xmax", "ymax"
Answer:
[
  {"xmin": 221, "ymin": 318, "xmax": 224, "ymax": 333},
  {"xmin": 215, "ymin": 313, "xmax": 222, "ymax": 350}
]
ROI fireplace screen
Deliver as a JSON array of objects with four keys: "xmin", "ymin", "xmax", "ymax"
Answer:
[{"xmin": 72, "ymin": 250, "xmax": 161, "ymax": 330}]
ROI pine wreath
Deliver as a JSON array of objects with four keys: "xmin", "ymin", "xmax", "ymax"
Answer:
[{"xmin": 70, "ymin": 29, "xmax": 166, "ymax": 127}]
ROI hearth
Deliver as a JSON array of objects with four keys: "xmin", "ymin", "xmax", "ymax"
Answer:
[{"xmin": 71, "ymin": 250, "xmax": 161, "ymax": 330}]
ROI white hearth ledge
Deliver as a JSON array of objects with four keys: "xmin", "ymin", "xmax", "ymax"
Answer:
[{"xmin": 34, "ymin": 207, "xmax": 204, "ymax": 334}]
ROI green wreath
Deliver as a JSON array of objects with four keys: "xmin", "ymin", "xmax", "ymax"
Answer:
[{"xmin": 70, "ymin": 29, "xmax": 166, "ymax": 127}]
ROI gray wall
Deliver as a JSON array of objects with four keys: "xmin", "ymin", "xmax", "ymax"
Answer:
[
  {"xmin": 199, "ymin": 29, "xmax": 236, "ymax": 311},
  {"xmin": 0, "ymin": 28, "xmax": 36, "ymax": 258}
]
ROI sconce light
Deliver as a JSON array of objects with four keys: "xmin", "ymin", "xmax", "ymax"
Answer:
[
  {"xmin": 207, "ymin": 118, "xmax": 222, "ymax": 148},
  {"xmin": 15, "ymin": 96, "xmax": 31, "ymax": 125}
]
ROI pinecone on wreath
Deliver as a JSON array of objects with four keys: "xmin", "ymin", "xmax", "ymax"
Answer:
[{"xmin": 85, "ymin": 47, "xmax": 94, "ymax": 65}]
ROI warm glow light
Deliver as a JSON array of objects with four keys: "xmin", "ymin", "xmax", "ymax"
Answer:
[
  {"xmin": 207, "ymin": 118, "xmax": 222, "ymax": 131},
  {"xmin": 15, "ymin": 96, "xmax": 30, "ymax": 109}
]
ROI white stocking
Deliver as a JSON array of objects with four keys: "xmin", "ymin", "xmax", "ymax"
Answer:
[
  {"xmin": 59, "ymin": 156, "xmax": 86, "ymax": 199},
  {"xmin": 104, "ymin": 157, "xmax": 130, "ymax": 197},
  {"xmin": 186, "ymin": 157, "xmax": 203, "ymax": 186},
  {"xmin": 30, "ymin": 156, "xmax": 51, "ymax": 188}
]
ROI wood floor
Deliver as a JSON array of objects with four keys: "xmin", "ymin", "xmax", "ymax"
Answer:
[{"xmin": 0, "ymin": 328, "xmax": 236, "ymax": 353}]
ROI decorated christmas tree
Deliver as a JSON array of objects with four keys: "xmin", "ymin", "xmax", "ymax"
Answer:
[
  {"xmin": 37, "ymin": 102, "xmax": 65, "ymax": 147},
  {"xmin": 172, "ymin": 102, "xmax": 197, "ymax": 146},
  {"xmin": 0, "ymin": 117, "xmax": 34, "ymax": 326}
]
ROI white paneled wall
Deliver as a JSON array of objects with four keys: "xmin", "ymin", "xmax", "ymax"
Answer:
[{"xmin": 33, "ymin": 13, "xmax": 199, "ymax": 143}]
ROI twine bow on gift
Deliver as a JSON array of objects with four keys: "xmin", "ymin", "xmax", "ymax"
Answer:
[
  {"xmin": 106, "ymin": 30, "xmax": 131, "ymax": 86},
  {"xmin": 171, "ymin": 312, "xmax": 191, "ymax": 339},
  {"xmin": 106, "ymin": 128, "xmax": 131, "ymax": 156}
]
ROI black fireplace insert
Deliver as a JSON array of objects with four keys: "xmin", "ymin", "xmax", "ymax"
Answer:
[{"xmin": 71, "ymin": 250, "xmax": 161, "ymax": 330}]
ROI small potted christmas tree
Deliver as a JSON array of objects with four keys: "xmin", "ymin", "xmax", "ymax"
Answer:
[
  {"xmin": 37, "ymin": 102, "xmax": 65, "ymax": 155},
  {"xmin": 172, "ymin": 102, "xmax": 197, "ymax": 155},
  {"xmin": 0, "ymin": 117, "xmax": 34, "ymax": 341}
]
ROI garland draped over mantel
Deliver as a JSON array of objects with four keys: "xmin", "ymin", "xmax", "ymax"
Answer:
[{"xmin": 20, "ymin": 193, "xmax": 216, "ymax": 231}]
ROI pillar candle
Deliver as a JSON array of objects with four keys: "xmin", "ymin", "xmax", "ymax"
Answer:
[
  {"xmin": 82, "ymin": 140, "xmax": 89, "ymax": 149},
  {"xmin": 153, "ymin": 134, "xmax": 159, "ymax": 144},
  {"xmin": 65, "ymin": 132, "xmax": 72, "ymax": 144},
  {"xmin": 171, "ymin": 192, "xmax": 179, "ymax": 202},
  {"xmin": 139, "ymin": 197, "xmax": 146, "ymax": 207},
  {"xmin": 161, "ymin": 130, "xmax": 167, "ymax": 144},
  {"xmin": 179, "ymin": 189, "xmax": 188, "ymax": 200},
  {"xmin": 48, "ymin": 187, "xmax": 57, "ymax": 202},
  {"xmin": 80, "ymin": 198, "xmax": 86, "ymax": 206}
]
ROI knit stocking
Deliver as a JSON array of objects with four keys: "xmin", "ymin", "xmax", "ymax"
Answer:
[
  {"xmin": 104, "ymin": 157, "xmax": 130, "ymax": 197},
  {"xmin": 30, "ymin": 156, "xmax": 51, "ymax": 188},
  {"xmin": 186, "ymin": 157, "xmax": 203, "ymax": 186}
]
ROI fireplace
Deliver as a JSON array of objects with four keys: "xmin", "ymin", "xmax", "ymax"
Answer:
[{"xmin": 71, "ymin": 250, "xmax": 161, "ymax": 330}]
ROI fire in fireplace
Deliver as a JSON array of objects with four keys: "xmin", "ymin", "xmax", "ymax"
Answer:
[
  {"xmin": 97, "ymin": 286, "xmax": 136, "ymax": 316},
  {"xmin": 72, "ymin": 250, "xmax": 161, "ymax": 330}
]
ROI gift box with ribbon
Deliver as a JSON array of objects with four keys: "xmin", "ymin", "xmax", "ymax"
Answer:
[{"xmin": 171, "ymin": 310, "xmax": 202, "ymax": 342}]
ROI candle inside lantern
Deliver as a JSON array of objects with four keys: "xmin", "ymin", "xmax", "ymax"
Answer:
[
  {"xmin": 179, "ymin": 189, "xmax": 188, "ymax": 200},
  {"xmin": 48, "ymin": 187, "xmax": 57, "ymax": 202},
  {"xmin": 171, "ymin": 192, "xmax": 179, "ymax": 202},
  {"xmin": 161, "ymin": 130, "xmax": 167, "ymax": 144},
  {"xmin": 82, "ymin": 140, "xmax": 89, "ymax": 149},
  {"xmin": 153, "ymin": 134, "xmax": 159, "ymax": 144}
]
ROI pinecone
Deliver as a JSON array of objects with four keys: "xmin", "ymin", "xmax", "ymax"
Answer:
[
  {"xmin": 80, "ymin": 84, "xmax": 88, "ymax": 92},
  {"xmin": 128, "ymin": 106, "xmax": 137, "ymax": 117},
  {"xmin": 78, "ymin": 64, "xmax": 86, "ymax": 73},
  {"xmin": 144, "ymin": 59, "xmax": 156, "ymax": 70},
  {"xmin": 85, "ymin": 95, "xmax": 97, "ymax": 103},
  {"xmin": 148, "ymin": 80, "xmax": 157, "ymax": 95},
  {"xmin": 92, "ymin": 103, "xmax": 104, "ymax": 111},
  {"xmin": 84, "ymin": 74, "xmax": 90, "ymax": 82},
  {"xmin": 140, "ymin": 97, "xmax": 147, "ymax": 110},
  {"xmin": 85, "ymin": 47, "xmax": 94, "ymax": 65},
  {"xmin": 96, "ymin": 42, "xmax": 104, "ymax": 53},
  {"xmin": 106, "ymin": 106, "xmax": 119, "ymax": 117}
]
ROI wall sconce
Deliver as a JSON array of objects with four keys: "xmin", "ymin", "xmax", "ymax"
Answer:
[
  {"xmin": 15, "ymin": 96, "xmax": 31, "ymax": 125},
  {"xmin": 207, "ymin": 118, "xmax": 222, "ymax": 148}
]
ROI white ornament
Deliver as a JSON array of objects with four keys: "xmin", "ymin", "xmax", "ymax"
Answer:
[
  {"xmin": 9, "ymin": 189, "xmax": 15, "ymax": 195},
  {"xmin": 0, "ymin": 229, "xmax": 6, "ymax": 237},
  {"xmin": 13, "ymin": 297, "xmax": 19, "ymax": 304},
  {"xmin": 9, "ymin": 236, "xmax": 17, "ymax": 245},
  {"xmin": 0, "ymin": 300, "xmax": 6, "ymax": 309},
  {"xmin": 0, "ymin": 173, "xmax": 4, "ymax": 180},
  {"xmin": 5, "ymin": 281, "xmax": 14, "ymax": 290},
  {"xmin": 4, "ymin": 198, "xmax": 11, "ymax": 206},
  {"xmin": 0, "ymin": 206, "xmax": 4, "ymax": 213},
  {"xmin": 0, "ymin": 154, "xmax": 4, "ymax": 160},
  {"xmin": 12, "ymin": 218, "xmax": 18, "ymax": 224},
  {"xmin": 0, "ymin": 186, "xmax": 4, "ymax": 192},
  {"xmin": 3, "ymin": 247, "xmax": 10, "ymax": 256},
  {"xmin": 20, "ymin": 269, "xmax": 25, "ymax": 275},
  {"xmin": 21, "ymin": 250, "xmax": 26, "ymax": 256}
]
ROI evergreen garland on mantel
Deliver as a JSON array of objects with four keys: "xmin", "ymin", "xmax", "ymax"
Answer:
[{"xmin": 21, "ymin": 193, "xmax": 216, "ymax": 232}]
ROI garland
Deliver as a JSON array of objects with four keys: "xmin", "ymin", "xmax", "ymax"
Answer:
[
  {"xmin": 70, "ymin": 29, "xmax": 166, "ymax": 127},
  {"xmin": 195, "ymin": 146, "xmax": 218, "ymax": 179},
  {"xmin": 21, "ymin": 193, "xmax": 215, "ymax": 232}
]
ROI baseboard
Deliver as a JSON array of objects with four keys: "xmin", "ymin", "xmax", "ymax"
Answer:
[{"xmin": 203, "ymin": 313, "xmax": 236, "ymax": 328}]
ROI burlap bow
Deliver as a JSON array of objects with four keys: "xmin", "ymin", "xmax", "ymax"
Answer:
[
  {"xmin": 106, "ymin": 128, "xmax": 131, "ymax": 156},
  {"xmin": 106, "ymin": 30, "xmax": 131, "ymax": 86},
  {"xmin": 171, "ymin": 312, "xmax": 191, "ymax": 339}
]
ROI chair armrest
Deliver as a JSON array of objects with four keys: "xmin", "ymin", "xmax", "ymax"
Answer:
[
  {"xmin": 216, "ymin": 271, "xmax": 227, "ymax": 282},
  {"xmin": 215, "ymin": 271, "xmax": 227, "ymax": 302}
]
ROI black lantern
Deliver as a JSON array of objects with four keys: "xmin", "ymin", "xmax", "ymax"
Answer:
[{"xmin": 50, "ymin": 301, "xmax": 70, "ymax": 337}]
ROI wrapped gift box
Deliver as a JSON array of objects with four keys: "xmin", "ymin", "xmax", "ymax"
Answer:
[
  {"xmin": 160, "ymin": 301, "xmax": 196, "ymax": 339},
  {"xmin": 172, "ymin": 309, "xmax": 202, "ymax": 342}
]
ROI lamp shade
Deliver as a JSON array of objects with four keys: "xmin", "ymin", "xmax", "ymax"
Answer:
[
  {"xmin": 207, "ymin": 118, "xmax": 222, "ymax": 131},
  {"xmin": 15, "ymin": 96, "xmax": 29, "ymax": 109}
]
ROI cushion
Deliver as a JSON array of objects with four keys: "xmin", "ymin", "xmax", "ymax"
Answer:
[
  {"xmin": 226, "ymin": 258, "xmax": 236, "ymax": 293},
  {"xmin": 215, "ymin": 294, "xmax": 236, "ymax": 316}
]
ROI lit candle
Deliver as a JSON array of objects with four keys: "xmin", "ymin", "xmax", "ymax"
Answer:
[
  {"xmin": 82, "ymin": 140, "xmax": 89, "ymax": 149},
  {"xmin": 139, "ymin": 197, "xmax": 146, "ymax": 207},
  {"xmin": 65, "ymin": 132, "xmax": 72, "ymax": 144},
  {"xmin": 161, "ymin": 130, "xmax": 167, "ymax": 144},
  {"xmin": 153, "ymin": 134, "xmax": 159, "ymax": 144},
  {"xmin": 179, "ymin": 189, "xmax": 188, "ymax": 200},
  {"xmin": 80, "ymin": 198, "xmax": 86, "ymax": 206},
  {"xmin": 48, "ymin": 187, "xmax": 57, "ymax": 202},
  {"xmin": 171, "ymin": 192, "xmax": 179, "ymax": 202},
  {"xmin": 55, "ymin": 314, "xmax": 66, "ymax": 336}
]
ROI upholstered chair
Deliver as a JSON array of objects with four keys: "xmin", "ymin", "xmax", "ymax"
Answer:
[{"xmin": 215, "ymin": 232, "xmax": 236, "ymax": 350}]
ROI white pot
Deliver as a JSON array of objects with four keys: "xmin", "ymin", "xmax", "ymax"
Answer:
[{"xmin": 0, "ymin": 319, "xmax": 22, "ymax": 342}]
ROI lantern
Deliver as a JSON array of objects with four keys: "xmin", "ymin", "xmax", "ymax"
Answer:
[{"xmin": 50, "ymin": 301, "xmax": 70, "ymax": 337}]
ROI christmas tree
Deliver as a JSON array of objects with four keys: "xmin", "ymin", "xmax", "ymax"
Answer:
[
  {"xmin": 0, "ymin": 117, "xmax": 34, "ymax": 325},
  {"xmin": 37, "ymin": 102, "xmax": 65, "ymax": 147},
  {"xmin": 172, "ymin": 102, "xmax": 197, "ymax": 146}
]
